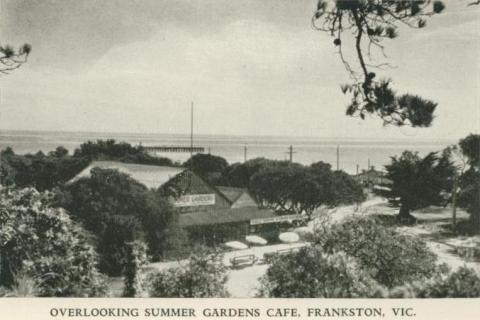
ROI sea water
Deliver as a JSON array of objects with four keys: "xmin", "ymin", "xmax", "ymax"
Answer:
[{"xmin": 0, "ymin": 130, "xmax": 454, "ymax": 174}]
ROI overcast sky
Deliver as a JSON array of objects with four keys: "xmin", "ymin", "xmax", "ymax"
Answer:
[{"xmin": 0, "ymin": 0, "xmax": 478, "ymax": 140}]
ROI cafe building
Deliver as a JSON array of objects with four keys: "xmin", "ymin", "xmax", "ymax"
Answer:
[{"xmin": 70, "ymin": 161, "xmax": 303, "ymax": 244}]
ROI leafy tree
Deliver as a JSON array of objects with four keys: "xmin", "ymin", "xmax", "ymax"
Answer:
[
  {"xmin": 74, "ymin": 139, "xmax": 173, "ymax": 166},
  {"xmin": 312, "ymin": 0, "xmax": 444, "ymax": 127},
  {"xmin": 1, "ymin": 141, "xmax": 174, "ymax": 191},
  {"xmin": 220, "ymin": 158, "xmax": 275, "ymax": 188},
  {"xmin": 258, "ymin": 247, "xmax": 385, "ymax": 298},
  {"xmin": 380, "ymin": 150, "xmax": 455, "ymax": 222},
  {"xmin": 0, "ymin": 43, "xmax": 31, "ymax": 75},
  {"xmin": 60, "ymin": 168, "xmax": 175, "ymax": 274},
  {"xmin": 459, "ymin": 134, "xmax": 480, "ymax": 168},
  {"xmin": 183, "ymin": 153, "xmax": 228, "ymax": 184},
  {"xmin": 331, "ymin": 170, "xmax": 365, "ymax": 205},
  {"xmin": 250, "ymin": 161, "xmax": 364, "ymax": 219},
  {"xmin": 0, "ymin": 187, "xmax": 107, "ymax": 297},
  {"xmin": 0, "ymin": 147, "xmax": 88, "ymax": 191},
  {"xmin": 147, "ymin": 248, "xmax": 229, "ymax": 297},
  {"xmin": 457, "ymin": 134, "xmax": 480, "ymax": 232},
  {"xmin": 309, "ymin": 215, "xmax": 438, "ymax": 288}
]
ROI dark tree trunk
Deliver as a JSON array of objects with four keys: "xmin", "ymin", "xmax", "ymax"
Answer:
[{"xmin": 397, "ymin": 204, "xmax": 416, "ymax": 225}]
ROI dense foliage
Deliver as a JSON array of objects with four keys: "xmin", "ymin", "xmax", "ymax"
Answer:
[
  {"xmin": 220, "ymin": 158, "xmax": 275, "ymax": 188},
  {"xmin": 258, "ymin": 248, "xmax": 385, "ymax": 298},
  {"xmin": 309, "ymin": 215, "xmax": 438, "ymax": 288},
  {"xmin": 74, "ymin": 139, "xmax": 173, "ymax": 166},
  {"xmin": 122, "ymin": 241, "xmax": 149, "ymax": 297},
  {"xmin": 60, "ymin": 168, "xmax": 175, "ymax": 275},
  {"xmin": 0, "ymin": 147, "xmax": 88, "ymax": 191},
  {"xmin": 390, "ymin": 266, "xmax": 480, "ymax": 298},
  {"xmin": 457, "ymin": 134, "xmax": 480, "ymax": 232},
  {"xmin": 380, "ymin": 151, "xmax": 455, "ymax": 222},
  {"xmin": 1, "ymin": 140, "xmax": 173, "ymax": 191},
  {"xmin": 0, "ymin": 187, "xmax": 107, "ymax": 297},
  {"xmin": 147, "ymin": 248, "xmax": 229, "ymax": 297},
  {"xmin": 249, "ymin": 161, "xmax": 365, "ymax": 218},
  {"xmin": 183, "ymin": 153, "xmax": 228, "ymax": 184},
  {"xmin": 459, "ymin": 134, "xmax": 480, "ymax": 168}
]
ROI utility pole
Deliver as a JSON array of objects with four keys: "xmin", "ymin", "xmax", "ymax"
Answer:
[
  {"xmin": 356, "ymin": 164, "xmax": 359, "ymax": 175},
  {"xmin": 368, "ymin": 158, "xmax": 371, "ymax": 171},
  {"xmin": 188, "ymin": 102, "xmax": 194, "ymax": 187},
  {"xmin": 190, "ymin": 102, "xmax": 194, "ymax": 161},
  {"xmin": 452, "ymin": 173, "xmax": 458, "ymax": 234},
  {"xmin": 244, "ymin": 145, "xmax": 247, "ymax": 162},
  {"xmin": 286, "ymin": 145, "xmax": 295, "ymax": 163},
  {"xmin": 336, "ymin": 145, "xmax": 340, "ymax": 171}
]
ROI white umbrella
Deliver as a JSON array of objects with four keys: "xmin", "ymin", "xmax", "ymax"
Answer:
[
  {"xmin": 293, "ymin": 226, "xmax": 312, "ymax": 237},
  {"xmin": 224, "ymin": 241, "xmax": 248, "ymax": 250},
  {"xmin": 245, "ymin": 235, "xmax": 268, "ymax": 246},
  {"xmin": 279, "ymin": 232, "xmax": 300, "ymax": 243}
]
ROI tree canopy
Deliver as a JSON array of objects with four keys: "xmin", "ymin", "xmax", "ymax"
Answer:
[
  {"xmin": 312, "ymin": 0, "xmax": 445, "ymax": 127},
  {"xmin": 249, "ymin": 161, "xmax": 364, "ymax": 219},
  {"xmin": 60, "ymin": 168, "xmax": 175, "ymax": 274},
  {"xmin": 380, "ymin": 150, "xmax": 454, "ymax": 222},
  {"xmin": 74, "ymin": 139, "xmax": 173, "ymax": 166},
  {"xmin": 457, "ymin": 134, "xmax": 480, "ymax": 232},
  {"xmin": 0, "ymin": 43, "xmax": 31, "ymax": 75},
  {"xmin": 0, "ymin": 140, "xmax": 174, "ymax": 191},
  {"xmin": 183, "ymin": 153, "xmax": 228, "ymax": 184}
]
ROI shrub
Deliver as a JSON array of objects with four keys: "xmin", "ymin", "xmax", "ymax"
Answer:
[
  {"xmin": 309, "ymin": 215, "xmax": 438, "ymax": 288},
  {"xmin": 390, "ymin": 266, "xmax": 480, "ymax": 298},
  {"xmin": 258, "ymin": 247, "xmax": 386, "ymax": 298},
  {"xmin": 147, "ymin": 248, "xmax": 229, "ymax": 297},
  {"xmin": 0, "ymin": 187, "xmax": 107, "ymax": 296}
]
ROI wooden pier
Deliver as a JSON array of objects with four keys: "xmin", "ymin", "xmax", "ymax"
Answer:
[{"xmin": 142, "ymin": 146, "xmax": 205, "ymax": 153}]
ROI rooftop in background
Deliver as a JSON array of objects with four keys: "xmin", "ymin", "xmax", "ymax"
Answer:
[
  {"xmin": 68, "ymin": 161, "xmax": 185, "ymax": 189},
  {"xmin": 215, "ymin": 186, "xmax": 248, "ymax": 203}
]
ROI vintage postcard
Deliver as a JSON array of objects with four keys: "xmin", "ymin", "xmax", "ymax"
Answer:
[{"xmin": 0, "ymin": 0, "xmax": 479, "ymax": 319}]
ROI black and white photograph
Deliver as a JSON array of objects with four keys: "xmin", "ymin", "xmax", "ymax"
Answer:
[{"xmin": 0, "ymin": 0, "xmax": 479, "ymax": 305}]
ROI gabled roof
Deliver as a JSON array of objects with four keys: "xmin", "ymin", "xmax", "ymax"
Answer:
[
  {"xmin": 68, "ymin": 161, "xmax": 185, "ymax": 189},
  {"xmin": 215, "ymin": 186, "xmax": 248, "ymax": 203},
  {"xmin": 178, "ymin": 207, "xmax": 276, "ymax": 227}
]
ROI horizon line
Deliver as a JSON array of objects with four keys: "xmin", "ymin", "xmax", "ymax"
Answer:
[{"xmin": 0, "ymin": 128, "xmax": 460, "ymax": 143}]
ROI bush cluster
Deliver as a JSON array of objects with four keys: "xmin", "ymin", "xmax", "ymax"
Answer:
[
  {"xmin": 147, "ymin": 248, "xmax": 229, "ymax": 297},
  {"xmin": 390, "ymin": 266, "xmax": 480, "ymax": 298},
  {"xmin": 258, "ymin": 248, "xmax": 385, "ymax": 298},
  {"xmin": 309, "ymin": 215, "xmax": 437, "ymax": 288},
  {"xmin": 0, "ymin": 187, "xmax": 107, "ymax": 297}
]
